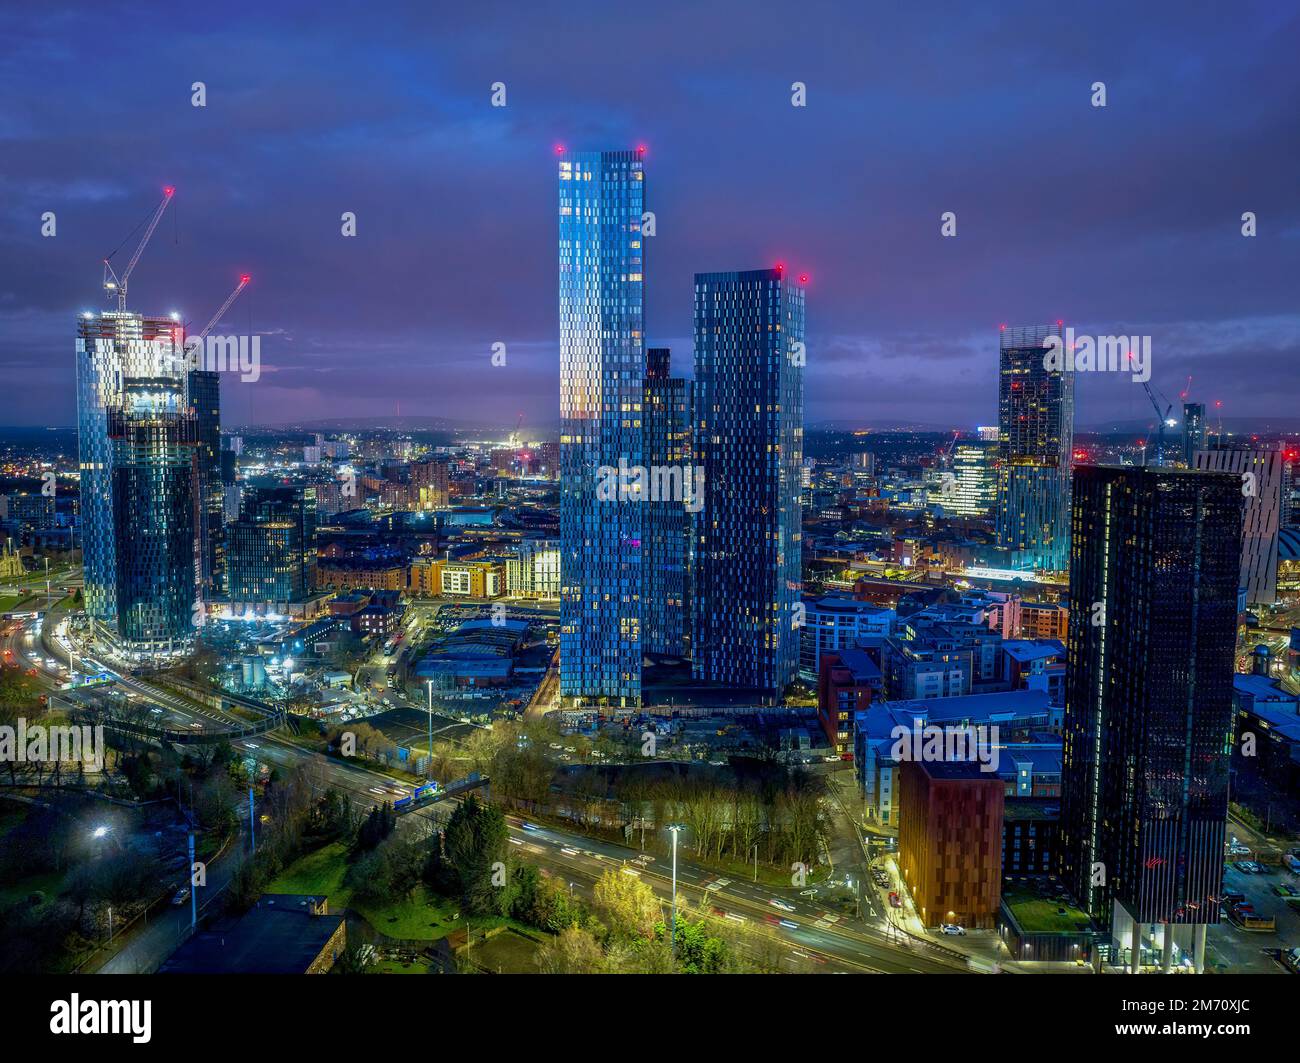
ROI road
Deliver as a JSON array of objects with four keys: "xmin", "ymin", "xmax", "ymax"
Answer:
[{"xmin": 10, "ymin": 595, "xmax": 969, "ymax": 974}]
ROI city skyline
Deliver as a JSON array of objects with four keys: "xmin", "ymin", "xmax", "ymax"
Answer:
[
  {"xmin": 4, "ymin": 0, "xmax": 1300, "ymax": 1009},
  {"xmin": 2, "ymin": 2, "xmax": 1297, "ymax": 432}
]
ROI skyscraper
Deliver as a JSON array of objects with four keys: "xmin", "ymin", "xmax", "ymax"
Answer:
[
  {"xmin": 641, "ymin": 348, "xmax": 692, "ymax": 657},
  {"xmin": 558, "ymin": 148, "xmax": 646, "ymax": 705},
  {"xmin": 995, "ymin": 324, "xmax": 1073, "ymax": 571},
  {"xmin": 1182, "ymin": 402, "xmax": 1206, "ymax": 467},
  {"xmin": 692, "ymin": 267, "xmax": 805, "ymax": 695},
  {"xmin": 78, "ymin": 311, "xmax": 200, "ymax": 657},
  {"xmin": 1059, "ymin": 465, "xmax": 1242, "ymax": 973},
  {"xmin": 190, "ymin": 368, "xmax": 225, "ymax": 598}
]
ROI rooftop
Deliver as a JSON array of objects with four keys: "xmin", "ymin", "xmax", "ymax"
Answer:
[{"xmin": 158, "ymin": 895, "xmax": 342, "ymax": 974}]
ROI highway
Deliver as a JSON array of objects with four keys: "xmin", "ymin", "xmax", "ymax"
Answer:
[{"xmin": 3, "ymin": 600, "xmax": 972, "ymax": 974}]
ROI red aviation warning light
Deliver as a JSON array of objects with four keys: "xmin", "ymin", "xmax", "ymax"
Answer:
[{"xmin": 554, "ymin": 144, "xmax": 565, "ymax": 155}]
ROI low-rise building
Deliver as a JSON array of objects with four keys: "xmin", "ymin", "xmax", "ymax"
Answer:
[
  {"xmin": 897, "ymin": 759, "xmax": 1004, "ymax": 929},
  {"xmin": 158, "ymin": 895, "xmax": 345, "ymax": 974}
]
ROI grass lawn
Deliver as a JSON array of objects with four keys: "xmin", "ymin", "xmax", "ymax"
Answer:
[
  {"xmin": 1002, "ymin": 883, "xmax": 1092, "ymax": 933},
  {"xmin": 267, "ymin": 840, "xmax": 463, "ymax": 941},
  {"xmin": 467, "ymin": 927, "xmax": 542, "ymax": 974},
  {"xmin": 0, "ymin": 593, "xmax": 33, "ymax": 613},
  {"xmin": 0, "ymin": 869, "xmax": 66, "ymax": 911}
]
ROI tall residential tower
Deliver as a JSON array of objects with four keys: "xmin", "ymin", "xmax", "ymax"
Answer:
[
  {"xmin": 691, "ymin": 267, "xmax": 805, "ymax": 695},
  {"xmin": 995, "ymin": 324, "xmax": 1073, "ymax": 571},
  {"xmin": 77, "ymin": 311, "xmax": 200, "ymax": 658},
  {"xmin": 558, "ymin": 149, "xmax": 646, "ymax": 705},
  {"xmin": 1059, "ymin": 464, "xmax": 1241, "ymax": 973}
]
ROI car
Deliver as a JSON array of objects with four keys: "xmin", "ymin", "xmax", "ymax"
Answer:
[
  {"xmin": 888, "ymin": 892, "xmax": 902, "ymax": 908},
  {"xmin": 768, "ymin": 899, "xmax": 796, "ymax": 912},
  {"xmin": 1221, "ymin": 891, "xmax": 1247, "ymax": 905},
  {"xmin": 171, "ymin": 886, "xmax": 191, "ymax": 906},
  {"xmin": 940, "ymin": 924, "xmax": 966, "ymax": 936}
]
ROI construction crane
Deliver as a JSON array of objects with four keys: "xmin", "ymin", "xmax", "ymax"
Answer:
[
  {"xmin": 193, "ymin": 274, "xmax": 251, "ymax": 342},
  {"xmin": 103, "ymin": 186, "xmax": 175, "ymax": 311},
  {"xmin": 510, "ymin": 412, "xmax": 524, "ymax": 446},
  {"xmin": 1139, "ymin": 378, "xmax": 1176, "ymax": 467}
]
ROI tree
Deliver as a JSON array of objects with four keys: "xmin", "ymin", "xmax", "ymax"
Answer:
[
  {"xmin": 535, "ymin": 925, "xmax": 605, "ymax": 974},
  {"xmin": 442, "ymin": 794, "xmax": 510, "ymax": 915},
  {"xmin": 592, "ymin": 868, "xmax": 660, "ymax": 941}
]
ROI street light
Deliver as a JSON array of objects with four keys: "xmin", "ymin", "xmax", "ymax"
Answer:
[
  {"xmin": 425, "ymin": 679, "xmax": 435, "ymax": 782},
  {"xmin": 667, "ymin": 824, "xmax": 683, "ymax": 959}
]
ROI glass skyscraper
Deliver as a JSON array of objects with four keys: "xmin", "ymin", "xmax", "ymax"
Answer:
[
  {"xmin": 995, "ymin": 324, "xmax": 1073, "ymax": 571},
  {"xmin": 77, "ymin": 311, "xmax": 200, "ymax": 656},
  {"xmin": 945, "ymin": 440, "xmax": 998, "ymax": 517},
  {"xmin": 558, "ymin": 148, "xmax": 646, "ymax": 704},
  {"xmin": 691, "ymin": 268, "xmax": 804, "ymax": 695},
  {"xmin": 1059, "ymin": 464, "xmax": 1241, "ymax": 972},
  {"xmin": 641, "ymin": 348, "xmax": 692, "ymax": 658}
]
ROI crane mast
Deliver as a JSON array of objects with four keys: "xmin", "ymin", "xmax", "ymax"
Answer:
[{"xmin": 103, "ymin": 186, "xmax": 175, "ymax": 312}]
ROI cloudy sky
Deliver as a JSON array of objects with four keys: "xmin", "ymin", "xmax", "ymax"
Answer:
[{"xmin": 2, "ymin": 0, "xmax": 1297, "ymax": 432}]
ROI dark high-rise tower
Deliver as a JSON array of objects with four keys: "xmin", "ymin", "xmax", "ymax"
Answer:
[
  {"xmin": 641, "ymin": 348, "xmax": 692, "ymax": 657},
  {"xmin": 558, "ymin": 149, "xmax": 646, "ymax": 705},
  {"xmin": 1059, "ymin": 465, "xmax": 1242, "ymax": 973},
  {"xmin": 1182, "ymin": 402, "xmax": 1206, "ymax": 467},
  {"xmin": 227, "ymin": 483, "xmax": 318, "ymax": 607},
  {"xmin": 691, "ymin": 267, "xmax": 804, "ymax": 695},
  {"xmin": 995, "ymin": 324, "xmax": 1073, "ymax": 571},
  {"xmin": 190, "ymin": 368, "xmax": 225, "ymax": 598}
]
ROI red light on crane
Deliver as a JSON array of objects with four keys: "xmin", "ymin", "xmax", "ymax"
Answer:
[
  {"xmin": 163, "ymin": 186, "xmax": 175, "ymax": 196},
  {"xmin": 554, "ymin": 144, "xmax": 565, "ymax": 155},
  {"xmin": 799, "ymin": 274, "xmax": 809, "ymax": 284},
  {"xmin": 240, "ymin": 274, "xmax": 251, "ymax": 284}
]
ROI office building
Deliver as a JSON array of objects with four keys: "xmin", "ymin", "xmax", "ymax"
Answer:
[
  {"xmin": 995, "ymin": 324, "xmax": 1073, "ymax": 571},
  {"xmin": 946, "ymin": 440, "xmax": 998, "ymax": 517},
  {"xmin": 692, "ymin": 267, "xmax": 805, "ymax": 695},
  {"xmin": 558, "ymin": 148, "xmax": 646, "ymax": 705},
  {"xmin": 1059, "ymin": 465, "xmax": 1242, "ymax": 973}
]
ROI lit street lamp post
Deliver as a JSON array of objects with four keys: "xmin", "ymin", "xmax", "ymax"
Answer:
[
  {"xmin": 667, "ymin": 824, "xmax": 683, "ymax": 958},
  {"xmin": 426, "ymin": 679, "xmax": 434, "ymax": 781}
]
